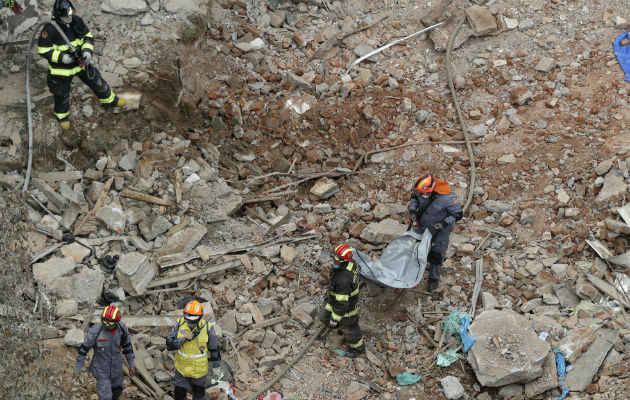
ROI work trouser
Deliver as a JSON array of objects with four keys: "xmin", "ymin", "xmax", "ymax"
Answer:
[
  {"xmin": 94, "ymin": 377, "xmax": 122, "ymax": 400},
  {"xmin": 319, "ymin": 308, "xmax": 364, "ymax": 350},
  {"xmin": 46, "ymin": 66, "xmax": 116, "ymax": 122},
  {"xmin": 174, "ymin": 369, "xmax": 207, "ymax": 400},
  {"xmin": 415, "ymin": 225, "xmax": 451, "ymax": 280}
]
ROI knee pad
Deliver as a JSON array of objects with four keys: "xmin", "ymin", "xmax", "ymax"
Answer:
[
  {"xmin": 174, "ymin": 386, "xmax": 188, "ymax": 400},
  {"xmin": 428, "ymin": 250, "xmax": 444, "ymax": 266},
  {"xmin": 111, "ymin": 386, "xmax": 123, "ymax": 400}
]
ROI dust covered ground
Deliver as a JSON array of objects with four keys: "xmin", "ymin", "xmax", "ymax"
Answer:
[{"xmin": 1, "ymin": 0, "xmax": 630, "ymax": 399}]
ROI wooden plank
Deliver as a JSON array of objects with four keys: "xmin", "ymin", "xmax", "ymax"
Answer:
[
  {"xmin": 248, "ymin": 315, "xmax": 289, "ymax": 330},
  {"xmin": 131, "ymin": 339, "xmax": 165, "ymax": 397},
  {"xmin": 166, "ymin": 216, "xmax": 190, "ymax": 236},
  {"xmin": 147, "ymin": 259, "xmax": 241, "ymax": 288},
  {"xmin": 121, "ymin": 189, "xmax": 172, "ymax": 206},
  {"xmin": 157, "ymin": 251, "xmax": 197, "ymax": 268},
  {"xmin": 175, "ymin": 171, "xmax": 182, "ymax": 204},
  {"xmin": 74, "ymin": 176, "xmax": 113, "ymax": 235},
  {"xmin": 587, "ymin": 274, "xmax": 630, "ymax": 309}
]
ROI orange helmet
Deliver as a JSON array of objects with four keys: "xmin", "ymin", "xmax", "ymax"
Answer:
[
  {"xmin": 101, "ymin": 305, "xmax": 121, "ymax": 328},
  {"xmin": 413, "ymin": 174, "xmax": 436, "ymax": 194},
  {"xmin": 333, "ymin": 244, "xmax": 353, "ymax": 263},
  {"xmin": 184, "ymin": 300, "xmax": 203, "ymax": 321}
]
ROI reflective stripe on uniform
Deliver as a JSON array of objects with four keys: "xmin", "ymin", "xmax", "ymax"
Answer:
[
  {"xmin": 349, "ymin": 337, "xmax": 364, "ymax": 348},
  {"xmin": 99, "ymin": 91, "xmax": 116, "ymax": 104},
  {"xmin": 177, "ymin": 350, "xmax": 208, "ymax": 359},
  {"xmin": 332, "ymin": 293, "xmax": 349, "ymax": 301},
  {"xmin": 48, "ymin": 65, "xmax": 83, "ymax": 76},
  {"xmin": 350, "ymin": 287, "xmax": 359, "ymax": 297},
  {"xmin": 85, "ymin": 31, "xmax": 94, "ymax": 38},
  {"xmin": 82, "ymin": 43, "xmax": 94, "ymax": 51},
  {"xmin": 54, "ymin": 111, "xmax": 70, "ymax": 120},
  {"xmin": 51, "ymin": 49, "xmax": 61, "ymax": 63},
  {"xmin": 38, "ymin": 46, "xmax": 53, "ymax": 54},
  {"xmin": 325, "ymin": 303, "xmax": 359, "ymax": 320}
]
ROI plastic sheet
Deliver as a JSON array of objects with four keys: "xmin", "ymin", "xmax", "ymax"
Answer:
[
  {"xmin": 459, "ymin": 315, "xmax": 476, "ymax": 352},
  {"xmin": 614, "ymin": 32, "xmax": 630, "ymax": 82},
  {"xmin": 354, "ymin": 230, "xmax": 431, "ymax": 288},
  {"xmin": 437, "ymin": 348, "xmax": 459, "ymax": 367},
  {"xmin": 555, "ymin": 352, "xmax": 569, "ymax": 400},
  {"xmin": 396, "ymin": 372, "xmax": 421, "ymax": 386}
]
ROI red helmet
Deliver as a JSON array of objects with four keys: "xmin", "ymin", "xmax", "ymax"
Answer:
[
  {"xmin": 184, "ymin": 300, "xmax": 203, "ymax": 321},
  {"xmin": 413, "ymin": 174, "xmax": 436, "ymax": 194},
  {"xmin": 101, "ymin": 305, "xmax": 121, "ymax": 329},
  {"xmin": 333, "ymin": 244, "xmax": 353, "ymax": 263}
]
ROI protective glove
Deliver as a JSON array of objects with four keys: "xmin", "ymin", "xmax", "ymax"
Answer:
[
  {"xmin": 328, "ymin": 319, "xmax": 338, "ymax": 329},
  {"xmin": 61, "ymin": 54, "xmax": 74, "ymax": 64},
  {"xmin": 128, "ymin": 367, "xmax": 136, "ymax": 378},
  {"xmin": 433, "ymin": 222, "xmax": 444, "ymax": 232},
  {"xmin": 12, "ymin": 2, "xmax": 24, "ymax": 14},
  {"xmin": 410, "ymin": 212, "xmax": 417, "ymax": 223},
  {"xmin": 82, "ymin": 51, "xmax": 92, "ymax": 64}
]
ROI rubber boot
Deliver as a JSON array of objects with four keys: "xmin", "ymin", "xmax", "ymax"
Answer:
[
  {"xmin": 59, "ymin": 120, "xmax": 70, "ymax": 130},
  {"xmin": 111, "ymin": 386, "xmax": 123, "ymax": 400},
  {"xmin": 428, "ymin": 278, "xmax": 439, "ymax": 292},
  {"xmin": 115, "ymin": 97, "xmax": 126, "ymax": 107},
  {"xmin": 346, "ymin": 345, "xmax": 365, "ymax": 358}
]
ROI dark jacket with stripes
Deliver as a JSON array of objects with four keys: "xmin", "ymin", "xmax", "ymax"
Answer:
[
  {"xmin": 325, "ymin": 261, "xmax": 360, "ymax": 322},
  {"xmin": 37, "ymin": 15, "xmax": 94, "ymax": 77},
  {"xmin": 76, "ymin": 322, "xmax": 135, "ymax": 379}
]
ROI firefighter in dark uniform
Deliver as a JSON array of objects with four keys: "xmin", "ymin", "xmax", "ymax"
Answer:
[
  {"xmin": 409, "ymin": 174, "xmax": 463, "ymax": 292},
  {"xmin": 37, "ymin": 0, "xmax": 125, "ymax": 130},
  {"xmin": 319, "ymin": 244, "xmax": 365, "ymax": 358},
  {"xmin": 75, "ymin": 306, "xmax": 136, "ymax": 400}
]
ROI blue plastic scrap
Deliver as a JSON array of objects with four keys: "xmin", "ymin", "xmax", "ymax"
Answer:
[
  {"xmin": 555, "ymin": 353, "xmax": 569, "ymax": 400},
  {"xmin": 459, "ymin": 315, "xmax": 476, "ymax": 352},
  {"xmin": 614, "ymin": 32, "xmax": 630, "ymax": 82},
  {"xmin": 396, "ymin": 372, "xmax": 421, "ymax": 386}
]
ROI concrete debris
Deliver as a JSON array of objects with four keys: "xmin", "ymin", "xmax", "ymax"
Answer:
[
  {"xmin": 101, "ymin": 0, "xmax": 148, "ymax": 16},
  {"xmin": 32, "ymin": 256, "xmax": 76, "ymax": 285},
  {"xmin": 440, "ymin": 376, "xmax": 465, "ymax": 399},
  {"xmin": 310, "ymin": 178, "xmax": 339, "ymax": 199},
  {"xmin": 116, "ymin": 252, "xmax": 154, "ymax": 296},
  {"xmin": 63, "ymin": 328, "xmax": 85, "ymax": 347},
  {"xmin": 159, "ymin": 225, "xmax": 207, "ymax": 256},
  {"xmin": 565, "ymin": 329, "xmax": 619, "ymax": 391},
  {"xmin": 95, "ymin": 202, "xmax": 126, "ymax": 234},
  {"xmin": 465, "ymin": 6, "xmax": 498, "ymax": 36},
  {"xmin": 467, "ymin": 310, "xmax": 549, "ymax": 387},
  {"xmin": 360, "ymin": 218, "xmax": 407, "ymax": 244}
]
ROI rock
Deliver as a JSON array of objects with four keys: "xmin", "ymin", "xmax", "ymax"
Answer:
[
  {"xmin": 558, "ymin": 327, "xmax": 595, "ymax": 363},
  {"xmin": 520, "ymin": 209, "xmax": 536, "ymax": 224},
  {"xmin": 159, "ymin": 225, "xmax": 207, "ymax": 255},
  {"xmin": 347, "ymin": 381, "xmax": 370, "ymax": 400},
  {"xmin": 243, "ymin": 329, "xmax": 265, "ymax": 343},
  {"xmin": 440, "ymin": 376, "xmax": 465, "ymax": 399},
  {"xmin": 534, "ymin": 57, "xmax": 555, "ymax": 72},
  {"xmin": 218, "ymin": 310, "xmax": 237, "ymax": 335},
  {"xmin": 164, "ymin": 0, "xmax": 201, "ymax": 14},
  {"xmin": 510, "ymin": 86, "xmax": 532, "ymax": 105},
  {"xmin": 116, "ymin": 252, "xmax": 154, "ymax": 296},
  {"xmin": 32, "ymin": 178, "xmax": 67, "ymax": 209},
  {"xmin": 503, "ymin": 17, "xmax": 518, "ymax": 29},
  {"xmin": 360, "ymin": 218, "xmax": 407, "ymax": 244},
  {"xmin": 131, "ymin": 235, "xmax": 151, "ymax": 252},
  {"xmin": 236, "ymin": 312, "xmax": 252, "ymax": 326},
  {"xmin": 82, "ymin": 104, "xmax": 93, "ymax": 118},
  {"xmin": 268, "ymin": 11, "xmax": 285, "ymax": 27},
  {"xmin": 498, "ymin": 383, "xmax": 523, "ymax": 398},
  {"xmin": 95, "ymin": 202, "xmax": 126, "ymax": 234},
  {"xmin": 140, "ymin": 13, "xmax": 154, "ymax": 25},
  {"xmin": 400, "ymin": 98, "xmax": 415, "ymax": 112},
  {"xmin": 280, "ymin": 245, "xmax": 297, "ymax": 264},
  {"xmin": 575, "ymin": 276, "xmax": 597, "ymax": 300},
  {"xmin": 33, "ymin": 256, "xmax": 76, "ymax": 285},
  {"xmin": 595, "ymin": 172, "xmax": 627, "ymax": 209},
  {"xmin": 259, "ymin": 355, "xmax": 284, "ymax": 368},
  {"xmin": 122, "ymin": 57, "xmax": 142, "ymax": 69},
  {"xmin": 484, "ymin": 200, "xmax": 511, "ymax": 213},
  {"xmin": 236, "ymin": 38, "xmax": 266, "ymax": 52},
  {"xmin": 467, "ymin": 310, "xmax": 550, "ymax": 387},
  {"xmin": 71, "ymin": 268, "xmax": 105, "ymax": 304},
  {"xmin": 465, "ymin": 6, "xmax": 497, "ymax": 35},
  {"xmin": 310, "ymin": 178, "xmax": 339, "ymax": 199},
  {"xmin": 139, "ymin": 215, "xmax": 173, "ymax": 241},
  {"xmin": 497, "ymin": 154, "xmax": 516, "ymax": 164},
  {"xmin": 64, "ymin": 328, "xmax": 85, "ymax": 347},
  {"xmin": 481, "ymin": 292, "xmax": 500, "ymax": 310},
  {"xmin": 60, "ymin": 242, "xmax": 91, "ymax": 263},
  {"xmin": 292, "ymin": 303, "xmax": 316, "ymax": 327},
  {"xmin": 56, "ymin": 299, "xmax": 78, "ymax": 316},
  {"xmin": 261, "ymin": 329, "xmax": 278, "ymax": 348},
  {"xmin": 101, "ymin": 0, "xmax": 148, "ymax": 16},
  {"xmin": 594, "ymin": 159, "xmax": 614, "ymax": 176},
  {"xmin": 565, "ymin": 329, "xmax": 619, "ymax": 391},
  {"xmin": 354, "ymin": 45, "xmax": 378, "ymax": 62},
  {"xmin": 524, "ymin": 352, "xmax": 559, "ymax": 398},
  {"xmin": 552, "ymin": 284, "xmax": 580, "ymax": 308}
]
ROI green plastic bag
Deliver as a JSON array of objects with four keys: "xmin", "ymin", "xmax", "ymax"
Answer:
[
  {"xmin": 437, "ymin": 348, "xmax": 459, "ymax": 367},
  {"xmin": 396, "ymin": 372, "xmax": 421, "ymax": 386}
]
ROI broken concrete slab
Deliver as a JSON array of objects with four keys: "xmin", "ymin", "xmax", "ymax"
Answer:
[
  {"xmin": 116, "ymin": 252, "xmax": 155, "ymax": 296},
  {"xmin": 552, "ymin": 283, "xmax": 581, "ymax": 308},
  {"xmin": 139, "ymin": 215, "xmax": 173, "ymax": 241},
  {"xmin": 360, "ymin": 218, "xmax": 407, "ymax": 244},
  {"xmin": 467, "ymin": 309, "xmax": 550, "ymax": 387},
  {"xmin": 218, "ymin": 309, "xmax": 238, "ymax": 335},
  {"xmin": 37, "ymin": 170, "xmax": 83, "ymax": 183},
  {"xmin": 60, "ymin": 242, "xmax": 91, "ymax": 263},
  {"xmin": 558, "ymin": 327, "xmax": 595, "ymax": 363},
  {"xmin": 63, "ymin": 328, "xmax": 85, "ymax": 347},
  {"xmin": 310, "ymin": 177, "xmax": 339, "ymax": 199},
  {"xmin": 159, "ymin": 225, "xmax": 207, "ymax": 256},
  {"xmin": 595, "ymin": 172, "xmax": 627, "ymax": 210},
  {"xmin": 32, "ymin": 256, "xmax": 76, "ymax": 284},
  {"xmin": 95, "ymin": 202, "xmax": 126, "ymax": 234},
  {"xmin": 440, "ymin": 375, "xmax": 465, "ymax": 399},
  {"xmin": 523, "ymin": 351, "xmax": 558, "ymax": 398},
  {"xmin": 565, "ymin": 329, "xmax": 619, "ymax": 391},
  {"xmin": 32, "ymin": 178, "xmax": 67, "ymax": 209},
  {"xmin": 56, "ymin": 299, "xmax": 78, "ymax": 316},
  {"xmin": 71, "ymin": 267, "xmax": 105, "ymax": 304}
]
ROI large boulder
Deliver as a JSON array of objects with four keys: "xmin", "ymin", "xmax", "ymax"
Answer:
[
  {"xmin": 467, "ymin": 310, "xmax": 550, "ymax": 387},
  {"xmin": 360, "ymin": 218, "xmax": 407, "ymax": 244}
]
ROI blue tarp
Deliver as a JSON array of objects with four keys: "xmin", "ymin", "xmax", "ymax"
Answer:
[
  {"xmin": 614, "ymin": 32, "xmax": 630, "ymax": 82},
  {"xmin": 459, "ymin": 315, "xmax": 476, "ymax": 352},
  {"xmin": 555, "ymin": 353, "xmax": 569, "ymax": 400}
]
